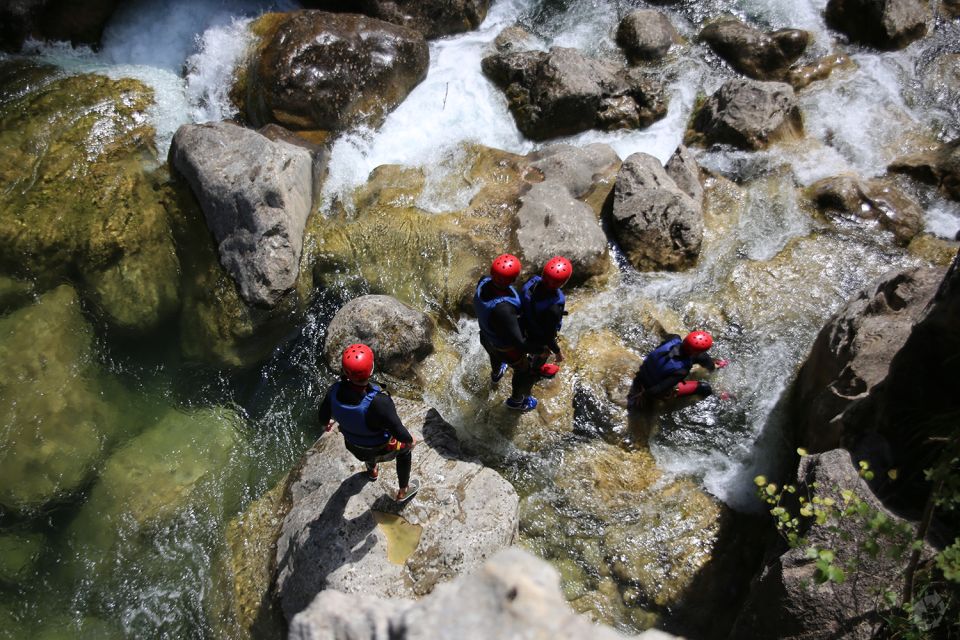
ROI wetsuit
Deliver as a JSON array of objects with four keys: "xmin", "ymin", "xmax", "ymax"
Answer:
[
  {"xmin": 473, "ymin": 277, "xmax": 541, "ymax": 402},
  {"xmin": 629, "ymin": 334, "xmax": 716, "ymax": 409},
  {"xmin": 519, "ymin": 275, "xmax": 565, "ymax": 358},
  {"xmin": 318, "ymin": 381, "xmax": 414, "ymax": 486}
]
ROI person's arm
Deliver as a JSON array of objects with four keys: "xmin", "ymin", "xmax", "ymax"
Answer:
[
  {"xmin": 645, "ymin": 371, "xmax": 688, "ymax": 396},
  {"xmin": 692, "ymin": 351, "xmax": 716, "ymax": 371},
  {"xmin": 368, "ymin": 394, "xmax": 414, "ymax": 443},
  {"xmin": 318, "ymin": 389, "xmax": 333, "ymax": 430},
  {"xmin": 491, "ymin": 302, "xmax": 539, "ymax": 352},
  {"xmin": 544, "ymin": 303, "xmax": 564, "ymax": 355}
]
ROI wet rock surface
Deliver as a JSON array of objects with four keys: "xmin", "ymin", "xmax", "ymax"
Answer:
[
  {"xmin": 616, "ymin": 10, "xmax": 679, "ymax": 63},
  {"xmin": 274, "ymin": 398, "xmax": 519, "ymax": 621},
  {"xmin": 825, "ymin": 0, "xmax": 930, "ymax": 50},
  {"xmin": 791, "ymin": 265, "xmax": 944, "ymax": 453},
  {"xmin": 608, "ymin": 151, "xmax": 704, "ymax": 272},
  {"xmin": 481, "ymin": 47, "xmax": 668, "ymax": 140},
  {"xmin": 889, "ymin": 138, "xmax": 960, "ymax": 202},
  {"xmin": 299, "ymin": 0, "xmax": 489, "ymax": 39},
  {"xmin": 241, "ymin": 11, "xmax": 428, "ymax": 134},
  {"xmin": 809, "ymin": 174, "xmax": 924, "ymax": 244},
  {"xmin": 699, "ymin": 17, "xmax": 810, "ymax": 81},
  {"xmin": 169, "ymin": 121, "xmax": 313, "ymax": 308},
  {"xmin": 687, "ymin": 78, "xmax": 803, "ymax": 150},
  {"xmin": 289, "ymin": 547, "xmax": 677, "ymax": 640},
  {"xmin": 323, "ymin": 294, "xmax": 435, "ymax": 377}
]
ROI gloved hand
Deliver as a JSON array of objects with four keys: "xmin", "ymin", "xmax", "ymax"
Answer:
[{"xmin": 714, "ymin": 359, "xmax": 729, "ymax": 369}]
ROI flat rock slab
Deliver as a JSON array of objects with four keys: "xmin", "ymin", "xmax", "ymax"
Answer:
[{"xmin": 274, "ymin": 398, "xmax": 519, "ymax": 621}]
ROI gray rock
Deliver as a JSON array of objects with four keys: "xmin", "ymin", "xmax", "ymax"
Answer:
[
  {"xmin": 790, "ymin": 265, "xmax": 944, "ymax": 453},
  {"xmin": 825, "ymin": 0, "xmax": 929, "ymax": 50},
  {"xmin": 699, "ymin": 17, "xmax": 810, "ymax": 81},
  {"xmin": 527, "ymin": 143, "xmax": 622, "ymax": 199},
  {"xmin": 688, "ymin": 78, "xmax": 803, "ymax": 150},
  {"xmin": 323, "ymin": 295, "xmax": 434, "ymax": 377},
  {"xmin": 169, "ymin": 121, "xmax": 313, "ymax": 308},
  {"xmin": 297, "ymin": 0, "xmax": 489, "ymax": 39},
  {"xmin": 889, "ymin": 138, "xmax": 960, "ymax": 202},
  {"xmin": 289, "ymin": 547, "xmax": 673, "ymax": 640},
  {"xmin": 492, "ymin": 25, "xmax": 539, "ymax": 54},
  {"xmin": 608, "ymin": 152, "xmax": 703, "ymax": 271},
  {"xmin": 274, "ymin": 399, "xmax": 519, "ymax": 621},
  {"xmin": 243, "ymin": 11, "xmax": 428, "ymax": 133},
  {"xmin": 616, "ymin": 10, "xmax": 679, "ymax": 63},
  {"xmin": 732, "ymin": 449, "xmax": 931, "ymax": 640},
  {"xmin": 809, "ymin": 174, "xmax": 924, "ymax": 244},
  {"xmin": 664, "ymin": 144, "xmax": 704, "ymax": 207},
  {"xmin": 481, "ymin": 47, "xmax": 667, "ymax": 141}
]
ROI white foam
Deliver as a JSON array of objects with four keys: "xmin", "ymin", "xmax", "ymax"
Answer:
[{"xmin": 184, "ymin": 17, "xmax": 257, "ymax": 123}]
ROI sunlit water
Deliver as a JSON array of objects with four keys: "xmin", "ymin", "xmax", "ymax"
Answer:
[{"xmin": 1, "ymin": 0, "xmax": 958, "ymax": 637}]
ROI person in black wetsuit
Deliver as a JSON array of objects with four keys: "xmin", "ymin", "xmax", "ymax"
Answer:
[
  {"xmin": 473, "ymin": 253, "xmax": 545, "ymax": 412},
  {"xmin": 520, "ymin": 256, "xmax": 572, "ymax": 379},
  {"xmin": 628, "ymin": 331, "xmax": 729, "ymax": 411},
  {"xmin": 319, "ymin": 343, "xmax": 420, "ymax": 502}
]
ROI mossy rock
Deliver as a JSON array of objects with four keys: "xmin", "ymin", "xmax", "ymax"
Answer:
[
  {"xmin": 0, "ymin": 285, "xmax": 126, "ymax": 513},
  {"xmin": 0, "ymin": 274, "xmax": 35, "ymax": 312},
  {"xmin": 0, "ymin": 63, "xmax": 180, "ymax": 333},
  {"xmin": 0, "ymin": 532, "xmax": 45, "ymax": 585}
]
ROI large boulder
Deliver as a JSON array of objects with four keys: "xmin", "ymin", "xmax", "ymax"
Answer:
[
  {"xmin": 732, "ymin": 449, "xmax": 926, "ymax": 640},
  {"xmin": 298, "ymin": 0, "xmax": 489, "ymax": 39},
  {"xmin": 607, "ymin": 152, "xmax": 703, "ymax": 271},
  {"xmin": 825, "ymin": 0, "xmax": 929, "ymax": 50},
  {"xmin": 240, "ymin": 11, "xmax": 428, "ymax": 134},
  {"xmin": 289, "ymin": 548, "xmax": 677, "ymax": 640},
  {"xmin": 481, "ymin": 47, "xmax": 668, "ymax": 141},
  {"xmin": 0, "ymin": 0, "xmax": 120, "ymax": 52},
  {"xmin": 687, "ymin": 78, "xmax": 803, "ymax": 150},
  {"xmin": 323, "ymin": 294, "xmax": 434, "ymax": 377},
  {"xmin": 0, "ymin": 64, "xmax": 180, "ymax": 333},
  {"xmin": 808, "ymin": 174, "xmax": 924, "ymax": 245},
  {"xmin": 169, "ymin": 121, "xmax": 313, "ymax": 308},
  {"xmin": 615, "ymin": 10, "xmax": 679, "ymax": 63},
  {"xmin": 515, "ymin": 144, "xmax": 620, "ymax": 283},
  {"xmin": 790, "ymin": 265, "xmax": 944, "ymax": 453},
  {"xmin": 273, "ymin": 399, "xmax": 519, "ymax": 621},
  {"xmin": 664, "ymin": 144, "xmax": 704, "ymax": 206},
  {"xmin": 699, "ymin": 17, "xmax": 810, "ymax": 81},
  {"xmin": 888, "ymin": 138, "xmax": 960, "ymax": 202}
]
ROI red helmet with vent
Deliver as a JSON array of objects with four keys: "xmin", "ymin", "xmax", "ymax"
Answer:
[
  {"xmin": 682, "ymin": 331, "xmax": 713, "ymax": 353},
  {"xmin": 542, "ymin": 256, "xmax": 572, "ymax": 289},
  {"xmin": 341, "ymin": 343, "xmax": 374, "ymax": 383},
  {"xmin": 491, "ymin": 254, "xmax": 521, "ymax": 287}
]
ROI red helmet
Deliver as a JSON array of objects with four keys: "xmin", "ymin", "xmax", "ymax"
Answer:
[
  {"xmin": 490, "ymin": 254, "xmax": 521, "ymax": 287},
  {"xmin": 682, "ymin": 331, "xmax": 713, "ymax": 353},
  {"xmin": 542, "ymin": 256, "xmax": 572, "ymax": 289},
  {"xmin": 341, "ymin": 343, "xmax": 374, "ymax": 383}
]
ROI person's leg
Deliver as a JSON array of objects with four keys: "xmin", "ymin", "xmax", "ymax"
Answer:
[
  {"xmin": 395, "ymin": 449, "xmax": 412, "ymax": 489},
  {"xmin": 480, "ymin": 335, "xmax": 508, "ymax": 382}
]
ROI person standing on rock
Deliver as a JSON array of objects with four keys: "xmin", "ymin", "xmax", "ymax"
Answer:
[
  {"xmin": 473, "ymin": 253, "xmax": 543, "ymax": 412},
  {"xmin": 520, "ymin": 256, "xmax": 572, "ymax": 379},
  {"xmin": 320, "ymin": 343, "xmax": 420, "ymax": 502},
  {"xmin": 628, "ymin": 331, "xmax": 729, "ymax": 410}
]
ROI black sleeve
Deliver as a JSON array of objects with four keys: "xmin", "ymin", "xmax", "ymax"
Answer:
[
  {"xmin": 692, "ymin": 351, "xmax": 716, "ymax": 371},
  {"xmin": 318, "ymin": 389, "xmax": 333, "ymax": 426},
  {"xmin": 367, "ymin": 393, "xmax": 413, "ymax": 443},
  {"xmin": 491, "ymin": 302, "xmax": 537, "ymax": 352},
  {"xmin": 544, "ymin": 303, "xmax": 564, "ymax": 353},
  {"xmin": 645, "ymin": 371, "xmax": 687, "ymax": 396}
]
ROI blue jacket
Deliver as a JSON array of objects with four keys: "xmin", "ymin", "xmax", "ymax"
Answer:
[
  {"xmin": 637, "ymin": 337, "xmax": 691, "ymax": 388},
  {"xmin": 473, "ymin": 276, "xmax": 521, "ymax": 349},
  {"xmin": 520, "ymin": 275, "xmax": 565, "ymax": 343},
  {"xmin": 329, "ymin": 382, "xmax": 390, "ymax": 447}
]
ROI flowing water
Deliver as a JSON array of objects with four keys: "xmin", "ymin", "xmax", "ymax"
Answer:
[{"xmin": 0, "ymin": 0, "xmax": 958, "ymax": 638}]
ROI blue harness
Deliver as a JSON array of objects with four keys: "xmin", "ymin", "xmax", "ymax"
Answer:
[
  {"xmin": 520, "ymin": 275, "xmax": 565, "ymax": 343},
  {"xmin": 330, "ymin": 382, "xmax": 389, "ymax": 447},
  {"xmin": 473, "ymin": 277, "xmax": 521, "ymax": 349},
  {"xmin": 638, "ymin": 337, "xmax": 691, "ymax": 387}
]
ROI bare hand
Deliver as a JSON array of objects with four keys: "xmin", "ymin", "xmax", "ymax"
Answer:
[
  {"xmin": 325, "ymin": 420, "xmax": 335, "ymax": 433},
  {"xmin": 715, "ymin": 359, "xmax": 729, "ymax": 369}
]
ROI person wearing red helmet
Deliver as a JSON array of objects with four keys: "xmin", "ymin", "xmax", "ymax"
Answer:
[
  {"xmin": 473, "ymin": 253, "xmax": 542, "ymax": 412},
  {"xmin": 627, "ymin": 331, "xmax": 729, "ymax": 410},
  {"xmin": 520, "ymin": 256, "xmax": 572, "ymax": 379},
  {"xmin": 319, "ymin": 343, "xmax": 420, "ymax": 502}
]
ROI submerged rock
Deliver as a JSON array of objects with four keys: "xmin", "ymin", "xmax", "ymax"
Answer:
[
  {"xmin": 0, "ymin": 0, "xmax": 120, "ymax": 52},
  {"xmin": 825, "ymin": 0, "xmax": 929, "ymax": 50},
  {"xmin": 608, "ymin": 152, "xmax": 704, "ymax": 271},
  {"xmin": 0, "ymin": 533, "xmax": 45, "ymax": 585},
  {"xmin": 0, "ymin": 67, "xmax": 180, "ymax": 333},
  {"xmin": 687, "ymin": 78, "xmax": 803, "ymax": 150},
  {"xmin": 240, "ymin": 11, "xmax": 429, "ymax": 134},
  {"xmin": 323, "ymin": 294, "xmax": 435, "ymax": 377},
  {"xmin": 790, "ymin": 265, "xmax": 944, "ymax": 452},
  {"xmin": 700, "ymin": 17, "xmax": 810, "ymax": 81},
  {"xmin": 298, "ymin": 0, "xmax": 489, "ymax": 39},
  {"xmin": 274, "ymin": 398, "xmax": 519, "ymax": 621},
  {"xmin": 808, "ymin": 174, "xmax": 924, "ymax": 244},
  {"xmin": 0, "ymin": 286, "xmax": 124, "ymax": 513},
  {"xmin": 616, "ymin": 10, "xmax": 679, "ymax": 63},
  {"xmin": 289, "ymin": 547, "xmax": 675, "ymax": 640},
  {"xmin": 888, "ymin": 138, "xmax": 960, "ymax": 202},
  {"xmin": 481, "ymin": 47, "xmax": 667, "ymax": 140},
  {"xmin": 169, "ymin": 121, "xmax": 314, "ymax": 308}
]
